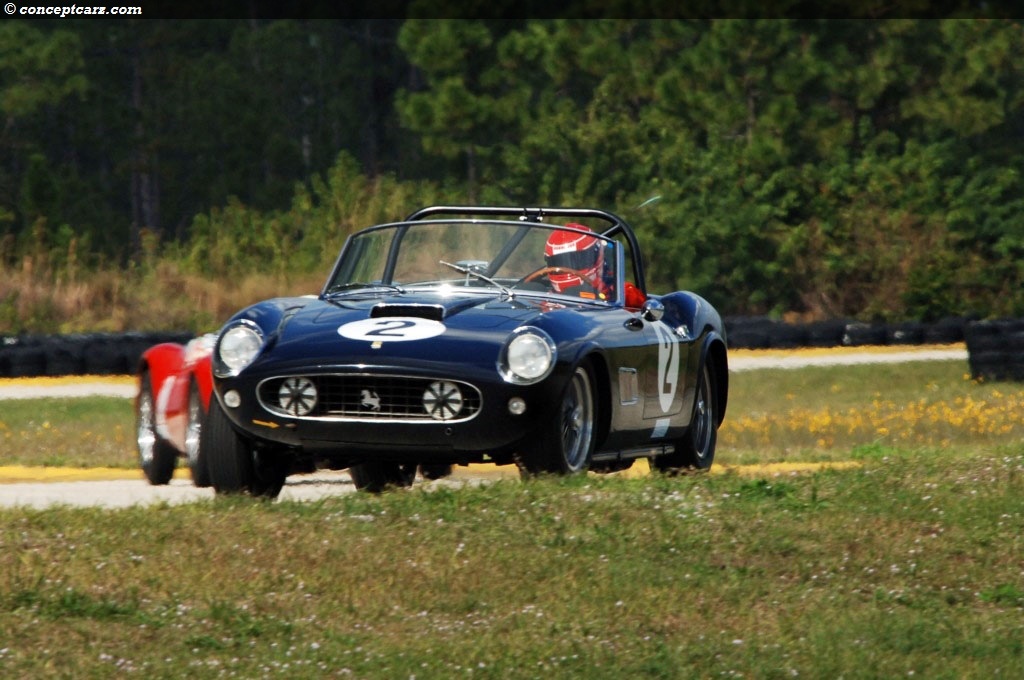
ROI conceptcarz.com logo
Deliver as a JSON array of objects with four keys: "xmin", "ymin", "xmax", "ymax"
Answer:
[{"xmin": 5, "ymin": 3, "xmax": 143, "ymax": 17}]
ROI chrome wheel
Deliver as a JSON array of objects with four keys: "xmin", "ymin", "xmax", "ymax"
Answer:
[
  {"xmin": 652, "ymin": 362, "xmax": 718, "ymax": 473},
  {"xmin": 137, "ymin": 370, "xmax": 177, "ymax": 485},
  {"xmin": 691, "ymin": 366, "xmax": 714, "ymax": 463},
  {"xmin": 185, "ymin": 389, "xmax": 201, "ymax": 469},
  {"xmin": 561, "ymin": 366, "xmax": 595, "ymax": 473},
  {"xmin": 137, "ymin": 388, "xmax": 156, "ymax": 468},
  {"xmin": 516, "ymin": 362, "xmax": 597, "ymax": 477}
]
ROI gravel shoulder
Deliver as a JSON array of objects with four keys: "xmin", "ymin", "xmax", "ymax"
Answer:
[{"xmin": 728, "ymin": 346, "xmax": 967, "ymax": 371}]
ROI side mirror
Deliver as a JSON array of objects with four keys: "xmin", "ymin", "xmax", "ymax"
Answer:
[{"xmin": 641, "ymin": 298, "xmax": 664, "ymax": 322}]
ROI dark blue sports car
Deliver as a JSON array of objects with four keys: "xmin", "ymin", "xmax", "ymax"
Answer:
[{"xmin": 202, "ymin": 206, "xmax": 728, "ymax": 496}]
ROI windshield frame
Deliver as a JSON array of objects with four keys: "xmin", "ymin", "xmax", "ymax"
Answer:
[{"xmin": 321, "ymin": 218, "xmax": 627, "ymax": 307}]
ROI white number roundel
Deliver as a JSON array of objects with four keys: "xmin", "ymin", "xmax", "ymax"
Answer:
[{"xmin": 338, "ymin": 317, "xmax": 446, "ymax": 342}]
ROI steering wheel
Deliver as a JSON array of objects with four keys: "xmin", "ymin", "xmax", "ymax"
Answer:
[{"xmin": 516, "ymin": 266, "xmax": 592, "ymax": 287}]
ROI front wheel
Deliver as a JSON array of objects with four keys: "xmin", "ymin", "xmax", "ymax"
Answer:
[
  {"xmin": 204, "ymin": 396, "xmax": 286, "ymax": 499},
  {"xmin": 652, "ymin": 362, "xmax": 718, "ymax": 473},
  {"xmin": 350, "ymin": 461, "xmax": 417, "ymax": 493},
  {"xmin": 516, "ymin": 363, "xmax": 597, "ymax": 478},
  {"xmin": 137, "ymin": 369, "xmax": 177, "ymax": 485}
]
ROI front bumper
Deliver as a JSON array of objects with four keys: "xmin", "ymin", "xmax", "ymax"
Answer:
[{"xmin": 214, "ymin": 362, "xmax": 570, "ymax": 459}]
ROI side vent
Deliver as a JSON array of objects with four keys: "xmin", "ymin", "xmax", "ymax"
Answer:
[{"xmin": 371, "ymin": 304, "xmax": 445, "ymax": 321}]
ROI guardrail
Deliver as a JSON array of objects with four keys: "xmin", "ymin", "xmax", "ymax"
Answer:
[{"xmin": 0, "ymin": 316, "xmax": 1019, "ymax": 381}]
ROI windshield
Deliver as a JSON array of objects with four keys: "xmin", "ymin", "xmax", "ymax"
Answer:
[{"xmin": 325, "ymin": 220, "xmax": 621, "ymax": 304}]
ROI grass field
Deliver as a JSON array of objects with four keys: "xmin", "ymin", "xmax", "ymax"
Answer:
[
  {"xmin": 1, "ymin": 357, "xmax": 1023, "ymax": 677},
  {"xmin": 2, "ymin": 356, "xmax": 1020, "ymax": 470}
]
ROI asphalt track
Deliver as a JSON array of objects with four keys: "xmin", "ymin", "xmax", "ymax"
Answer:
[{"xmin": 0, "ymin": 345, "xmax": 968, "ymax": 509}]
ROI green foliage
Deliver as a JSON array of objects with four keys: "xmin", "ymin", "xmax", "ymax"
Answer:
[
  {"xmin": 181, "ymin": 152, "xmax": 443, "ymax": 281},
  {"xmin": 2, "ymin": 18, "xmax": 1024, "ymax": 329},
  {"xmin": 0, "ymin": 22, "xmax": 86, "ymax": 119}
]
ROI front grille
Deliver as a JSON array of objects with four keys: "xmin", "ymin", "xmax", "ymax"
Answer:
[{"xmin": 257, "ymin": 374, "xmax": 482, "ymax": 422}]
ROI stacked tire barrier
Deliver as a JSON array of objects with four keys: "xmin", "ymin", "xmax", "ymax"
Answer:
[
  {"xmin": 0, "ymin": 331, "xmax": 194, "ymax": 379},
  {"xmin": 723, "ymin": 316, "xmax": 971, "ymax": 351},
  {"xmin": 964, "ymin": 318, "xmax": 1024, "ymax": 382}
]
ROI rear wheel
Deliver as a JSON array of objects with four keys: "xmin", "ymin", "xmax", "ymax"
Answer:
[
  {"xmin": 185, "ymin": 379, "xmax": 211, "ymax": 487},
  {"xmin": 350, "ymin": 461, "xmax": 417, "ymax": 493},
  {"xmin": 516, "ymin": 363, "xmax": 596, "ymax": 477},
  {"xmin": 137, "ymin": 370, "xmax": 177, "ymax": 485},
  {"xmin": 652, "ymin": 362, "xmax": 717, "ymax": 473},
  {"xmin": 204, "ymin": 396, "xmax": 287, "ymax": 499}
]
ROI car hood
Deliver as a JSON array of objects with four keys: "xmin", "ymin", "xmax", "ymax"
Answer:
[{"xmin": 248, "ymin": 291, "xmax": 579, "ymax": 373}]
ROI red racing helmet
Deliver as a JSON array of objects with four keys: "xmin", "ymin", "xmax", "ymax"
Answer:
[{"xmin": 544, "ymin": 223, "xmax": 604, "ymax": 293}]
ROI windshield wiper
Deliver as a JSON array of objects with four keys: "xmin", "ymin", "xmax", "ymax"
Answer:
[
  {"xmin": 325, "ymin": 281, "xmax": 406, "ymax": 296},
  {"xmin": 439, "ymin": 260, "xmax": 513, "ymax": 298}
]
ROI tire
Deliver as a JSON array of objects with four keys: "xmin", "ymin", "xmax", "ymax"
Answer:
[
  {"xmin": 652, "ymin": 362, "xmax": 718, "ymax": 473},
  {"xmin": 924, "ymin": 316, "xmax": 968, "ymax": 344},
  {"xmin": 843, "ymin": 322, "xmax": 887, "ymax": 347},
  {"xmin": 419, "ymin": 463, "xmax": 453, "ymax": 480},
  {"xmin": 45, "ymin": 340, "xmax": 85, "ymax": 376},
  {"xmin": 250, "ymin": 450, "xmax": 290, "ymax": 498},
  {"xmin": 516, "ymin": 363, "xmax": 597, "ymax": 477},
  {"xmin": 350, "ymin": 461, "xmax": 417, "ymax": 493},
  {"xmin": 887, "ymin": 322, "xmax": 925, "ymax": 346},
  {"xmin": 204, "ymin": 396, "xmax": 286, "ymax": 499},
  {"xmin": 8, "ymin": 346, "xmax": 46, "ymax": 377},
  {"xmin": 966, "ymin": 319, "xmax": 1024, "ymax": 382},
  {"xmin": 84, "ymin": 336, "xmax": 128, "ymax": 375},
  {"xmin": 137, "ymin": 370, "xmax": 178, "ymax": 485},
  {"xmin": 768, "ymin": 323, "xmax": 808, "ymax": 349},
  {"xmin": 185, "ymin": 380, "xmax": 212, "ymax": 487},
  {"xmin": 805, "ymin": 319, "xmax": 847, "ymax": 348},
  {"xmin": 725, "ymin": 316, "xmax": 773, "ymax": 350}
]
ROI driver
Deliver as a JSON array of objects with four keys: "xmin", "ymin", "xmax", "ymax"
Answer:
[{"xmin": 544, "ymin": 224, "xmax": 646, "ymax": 308}]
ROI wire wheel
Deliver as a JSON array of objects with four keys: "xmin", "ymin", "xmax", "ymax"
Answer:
[
  {"xmin": 137, "ymin": 370, "xmax": 177, "ymax": 485},
  {"xmin": 516, "ymin": 363, "xmax": 596, "ymax": 477},
  {"xmin": 652, "ymin": 362, "xmax": 717, "ymax": 473}
]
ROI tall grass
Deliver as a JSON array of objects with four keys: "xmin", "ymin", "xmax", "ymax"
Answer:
[{"xmin": 0, "ymin": 154, "xmax": 444, "ymax": 335}]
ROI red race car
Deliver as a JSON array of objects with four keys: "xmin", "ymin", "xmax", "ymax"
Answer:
[
  {"xmin": 135, "ymin": 334, "xmax": 216, "ymax": 486},
  {"xmin": 134, "ymin": 332, "xmax": 453, "ymax": 488}
]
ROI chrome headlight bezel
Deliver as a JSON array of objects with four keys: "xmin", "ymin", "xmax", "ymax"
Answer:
[
  {"xmin": 498, "ymin": 326, "xmax": 557, "ymax": 385},
  {"xmin": 214, "ymin": 320, "xmax": 265, "ymax": 378}
]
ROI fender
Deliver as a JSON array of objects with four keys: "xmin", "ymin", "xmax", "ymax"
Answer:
[
  {"xmin": 224, "ymin": 297, "xmax": 319, "ymax": 337},
  {"xmin": 656, "ymin": 292, "xmax": 728, "ymax": 425},
  {"xmin": 659, "ymin": 291, "xmax": 724, "ymax": 340},
  {"xmin": 138, "ymin": 343, "xmax": 187, "ymax": 444},
  {"xmin": 697, "ymin": 331, "xmax": 729, "ymax": 425}
]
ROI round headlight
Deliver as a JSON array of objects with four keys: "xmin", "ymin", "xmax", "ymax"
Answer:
[
  {"xmin": 501, "ymin": 328, "xmax": 556, "ymax": 384},
  {"xmin": 218, "ymin": 323, "xmax": 264, "ymax": 375}
]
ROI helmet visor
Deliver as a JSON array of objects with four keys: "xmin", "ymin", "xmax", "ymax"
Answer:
[{"xmin": 545, "ymin": 244, "xmax": 600, "ymax": 271}]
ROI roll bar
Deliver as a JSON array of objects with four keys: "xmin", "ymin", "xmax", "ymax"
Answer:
[{"xmin": 403, "ymin": 205, "xmax": 647, "ymax": 294}]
